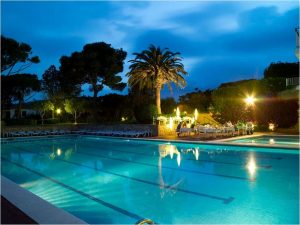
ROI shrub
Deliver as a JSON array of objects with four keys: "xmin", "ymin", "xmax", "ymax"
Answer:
[
  {"xmin": 254, "ymin": 98, "xmax": 298, "ymax": 128},
  {"xmin": 134, "ymin": 104, "xmax": 157, "ymax": 124},
  {"xmin": 5, "ymin": 119, "xmax": 37, "ymax": 126},
  {"xmin": 43, "ymin": 118, "xmax": 60, "ymax": 124}
]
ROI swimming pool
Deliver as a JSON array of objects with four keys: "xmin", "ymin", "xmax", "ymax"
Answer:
[
  {"xmin": 1, "ymin": 136, "xmax": 299, "ymax": 224},
  {"xmin": 225, "ymin": 135, "xmax": 299, "ymax": 147}
]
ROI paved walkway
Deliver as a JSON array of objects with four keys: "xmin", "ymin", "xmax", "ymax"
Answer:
[{"xmin": 1, "ymin": 196, "xmax": 37, "ymax": 224}]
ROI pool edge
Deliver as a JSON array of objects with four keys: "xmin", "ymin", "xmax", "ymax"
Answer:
[
  {"xmin": 1, "ymin": 134, "xmax": 299, "ymax": 150},
  {"xmin": 1, "ymin": 176, "xmax": 87, "ymax": 224}
]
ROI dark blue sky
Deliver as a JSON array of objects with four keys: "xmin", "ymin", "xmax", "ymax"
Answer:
[{"xmin": 1, "ymin": 1, "xmax": 299, "ymax": 99}]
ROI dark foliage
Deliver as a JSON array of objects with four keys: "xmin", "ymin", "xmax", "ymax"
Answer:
[
  {"xmin": 161, "ymin": 97, "xmax": 177, "ymax": 114},
  {"xmin": 179, "ymin": 89, "xmax": 212, "ymax": 112},
  {"xmin": 4, "ymin": 119, "xmax": 37, "ymax": 126},
  {"xmin": 42, "ymin": 65, "xmax": 81, "ymax": 104},
  {"xmin": 60, "ymin": 42, "xmax": 127, "ymax": 98},
  {"xmin": 134, "ymin": 104, "xmax": 157, "ymax": 124},
  {"xmin": 254, "ymin": 98, "xmax": 298, "ymax": 128},
  {"xmin": 1, "ymin": 36, "xmax": 40, "ymax": 75},
  {"xmin": 219, "ymin": 79, "xmax": 256, "ymax": 88},
  {"xmin": 1, "ymin": 74, "xmax": 40, "ymax": 118},
  {"xmin": 264, "ymin": 62, "xmax": 299, "ymax": 78}
]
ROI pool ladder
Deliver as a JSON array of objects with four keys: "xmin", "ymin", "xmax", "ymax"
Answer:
[{"xmin": 135, "ymin": 218, "xmax": 156, "ymax": 225}]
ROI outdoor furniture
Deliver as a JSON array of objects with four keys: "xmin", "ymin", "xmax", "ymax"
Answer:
[{"xmin": 178, "ymin": 127, "xmax": 194, "ymax": 136}]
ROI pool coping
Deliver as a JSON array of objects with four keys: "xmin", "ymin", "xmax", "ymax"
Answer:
[
  {"xmin": 1, "ymin": 176, "xmax": 87, "ymax": 224},
  {"xmin": 137, "ymin": 136, "xmax": 299, "ymax": 151},
  {"xmin": 208, "ymin": 134, "xmax": 299, "ymax": 149},
  {"xmin": 1, "ymin": 133, "xmax": 299, "ymax": 150}
]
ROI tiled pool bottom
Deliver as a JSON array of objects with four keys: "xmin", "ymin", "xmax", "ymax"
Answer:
[
  {"xmin": 224, "ymin": 135, "xmax": 299, "ymax": 148},
  {"xmin": 1, "ymin": 136, "xmax": 299, "ymax": 224}
]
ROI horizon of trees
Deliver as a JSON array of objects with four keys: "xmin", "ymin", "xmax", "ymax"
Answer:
[{"xmin": 1, "ymin": 35, "xmax": 299, "ymax": 128}]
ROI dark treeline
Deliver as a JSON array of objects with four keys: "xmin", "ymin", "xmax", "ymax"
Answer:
[{"xmin": 1, "ymin": 35, "xmax": 299, "ymax": 128}]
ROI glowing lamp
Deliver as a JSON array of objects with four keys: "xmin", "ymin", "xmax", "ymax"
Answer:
[
  {"xmin": 269, "ymin": 123, "xmax": 275, "ymax": 131},
  {"xmin": 194, "ymin": 109, "xmax": 198, "ymax": 121},
  {"xmin": 56, "ymin": 148, "xmax": 62, "ymax": 156},
  {"xmin": 245, "ymin": 95, "xmax": 256, "ymax": 106},
  {"xmin": 176, "ymin": 107, "xmax": 180, "ymax": 118},
  {"xmin": 169, "ymin": 117, "xmax": 173, "ymax": 130},
  {"xmin": 56, "ymin": 108, "xmax": 61, "ymax": 114}
]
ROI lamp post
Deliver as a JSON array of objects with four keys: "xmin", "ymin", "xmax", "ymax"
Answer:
[
  {"xmin": 244, "ymin": 95, "xmax": 256, "ymax": 122},
  {"xmin": 244, "ymin": 95, "xmax": 256, "ymax": 106},
  {"xmin": 194, "ymin": 108, "xmax": 198, "ymax": 124}
]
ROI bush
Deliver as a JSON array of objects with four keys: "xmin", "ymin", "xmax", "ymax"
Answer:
[
  {"xmin": 43, "ymin": 118, "xmax": 60, "ymax": 124},
  {"xmin": 134, "ymin": 104, "xmax": 157, "ymax": 124},
  {"xmin": 254, "ymin": 98, "xmax": 298, "ymax": 128},
  {"xmin": 254, "ymin": 124, "xmax": 269, "ymax": 132},
  {"xmin": 5, "ymin": 119, "xmax": 37, "ymax": 126}
]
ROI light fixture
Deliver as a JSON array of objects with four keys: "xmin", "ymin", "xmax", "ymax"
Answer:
[
  {"xmin": 56, "ymin": 148, "xmax": 62, "ymax": 156},
  {"xmin": 269, "ymin": 123, "xmax": 275, "ymax": 131},
  {"xmin": 245, "ymin": 95, "xmax": 256, "ymax": 106},
  {"xmin": 169, "ymin": 117, "xmax": 173, "ymax": 130}
]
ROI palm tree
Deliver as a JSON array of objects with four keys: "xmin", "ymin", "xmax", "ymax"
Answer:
[{"xmin": 127, "ymin": 45, "xmax": 187, "ymax": 115}]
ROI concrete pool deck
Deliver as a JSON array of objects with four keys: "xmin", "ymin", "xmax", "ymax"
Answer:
[{"xmin": 1, "ymin": 176, "xmax": 87, "ymax": 224}]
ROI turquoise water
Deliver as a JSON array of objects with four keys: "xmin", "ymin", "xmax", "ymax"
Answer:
[
  {"xmin": 226, "ymin": 135, "xmax": 299, "ymax": 147},
  {"xmin": 1, "ymin": 136, "xmax": 299, "ymax": 224}
]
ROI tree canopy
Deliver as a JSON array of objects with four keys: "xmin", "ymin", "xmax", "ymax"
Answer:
[
  {"xmin": 179, "ymin": 90, "xmax": 212, "ymax": 112},
  {"xmin": 2, "ymin": 74, "xmax": 40, "ymax": 118},
  {"xmin": 1, "ymin": 36, "xmax": 40, "ymax": 75},
  {"xmin": 64, "ymin": 98, "xmax": 85, "ymax": 124},
  {"xmin": 60, "ymin": 42, "xmax": 127, "ymax": 98},
  {"xmin": 264, "ymin": 62, "xmax": 299, "ymax": 78},
  {"xmin": 42, "ymin": 65, "xmax": 81, "ymax": 104},
  {"xmin": 127, "ymin": 44, "xmax": 187, "ymax": 114}
]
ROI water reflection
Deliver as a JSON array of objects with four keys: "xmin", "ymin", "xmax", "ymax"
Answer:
[
  {"xmin": 181, "ymin": 147, "xmax": 200, "ymax": 160},
  {"xmin": 158, "ymin": 144, "xmax": 183, "ymax": 198},
  {"xmin": 177, "ymin": 153, "xmax": 181, "ymax": 167},
  {"xmin": 194, "ymin": 148, "xmax": 199, "ymax": 160},
  {"xmin": 246, "ymin": 154, "xmax": 257, "ymax": 179},
  {"xmin": 56, "ymin": 148, "xmax": 62, "ymax": 156},
  {"xmin": 159, "ymin": 145, "xmax": 180, "ymax": 162},
  {"xmin": 49, "ymin": 143, "xmax": 77, "ymax": 160}
]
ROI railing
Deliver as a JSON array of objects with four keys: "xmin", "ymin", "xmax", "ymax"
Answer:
[{"xmin": 286, "ymin": 77, "xmax": 299, "ymax": 87}]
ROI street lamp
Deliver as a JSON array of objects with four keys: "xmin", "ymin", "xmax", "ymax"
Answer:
[
  {"xmin": 245, "ymin": 95, "xmax": 256, "ymax": 106},
  {"xmin": 56, "ymin": 108, "xmax": 61, "ymax": 114}
]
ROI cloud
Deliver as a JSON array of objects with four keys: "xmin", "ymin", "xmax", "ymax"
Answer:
[{"xmin": 1, "ymin": 1, "xmax": 298, "ymax": 98}]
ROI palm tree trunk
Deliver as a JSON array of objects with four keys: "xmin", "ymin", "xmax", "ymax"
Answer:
[
  {"xmin": 155, "ymin": 86, "xmax": 162, "ymax": 115},
  {"xmin": 74, "ymin": 110, "xmax": 77, "ymax": 124},
  {"xmin": 93, "ymin": 90, "xmax": 98, "ymax": 98},
  {"xmin": 17, "ymin": 97, "xmax": 24, "ymax": 119}
]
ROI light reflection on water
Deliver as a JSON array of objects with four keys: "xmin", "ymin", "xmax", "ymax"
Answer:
[
  {"xmin": 246, "ymin": 154, "xmax": 257, "ymax": 180},
  {"xmin": 2, "ymin": 137, "xmax": 299, "ymax": 224}
]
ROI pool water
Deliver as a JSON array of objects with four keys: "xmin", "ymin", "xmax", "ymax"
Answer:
[
  {"xmin": 226, "ymin": 135, "xmax": 299, "ymax": 147},
  {"xmin": 1, "ymin": 136, "xmax": 299, "ymax": 224}
]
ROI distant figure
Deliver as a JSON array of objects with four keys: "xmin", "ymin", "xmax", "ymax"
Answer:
[
  {"xmin": 176, "ymin": 122, "xmax": 183, "ymax": 136},
  {"xmin": 246, "ymin": 122, "xmax": 254, "ymax": 135}
]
